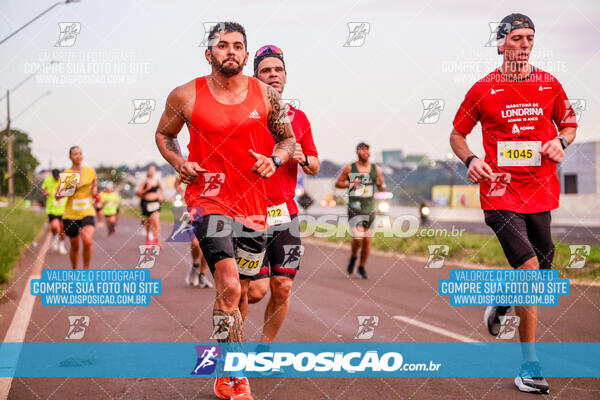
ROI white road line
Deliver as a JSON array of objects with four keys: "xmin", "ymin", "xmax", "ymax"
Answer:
[
  {"xmin": 392, "ymin": 315, "xmax": 479, "ymax": 343},
  {"xmin": 0, "ymin": 231, "xmax": 51, "ymax": 400}
]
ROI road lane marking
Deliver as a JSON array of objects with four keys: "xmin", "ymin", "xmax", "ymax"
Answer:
[
  {"xmin": 0, "ymin": 231, "xmax": 51, "ymax": 399},
  {"xmin": 392, "ymin": 315, "xmax": 478, "ymax": 343}
]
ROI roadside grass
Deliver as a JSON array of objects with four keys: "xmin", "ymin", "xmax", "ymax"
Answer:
[
  {"xmin": 0, "ymin": 202, "xmax": 46, "ymax": 284},
  {"xmin": 303, "ymin": 222, "xmax": 600, "ymax": 282}
]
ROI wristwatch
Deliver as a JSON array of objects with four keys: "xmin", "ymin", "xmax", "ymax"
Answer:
[
  {"xmin": 300, "ymin": 153, "xmax": 310, "ymax": 167},
  {"xmin": 270, "ymin": 155, "xmax": 283, "ymax": 169},
  {"xmin": 556, "ymin": 136, "xmax": 568, "ymax": 149}
]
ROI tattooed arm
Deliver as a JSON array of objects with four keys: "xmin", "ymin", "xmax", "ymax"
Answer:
[
  {"xmin": 155, "ymin": 84, "xmax": 205, "ymax": 184},
  {"xmin": 266, "ymin": 85, "xmax": 295, "ymax": 162}
]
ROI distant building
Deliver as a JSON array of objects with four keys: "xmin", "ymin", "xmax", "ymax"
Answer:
[
  {"xmin": 382, "ymin": 150, "xmax": 403, "ymax": 167},
  {"xmin": 559, "ymin": 141, "xmax": 598, "ymax": 194}
]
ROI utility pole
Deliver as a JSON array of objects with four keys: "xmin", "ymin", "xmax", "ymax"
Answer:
[{"xmin": 6, "ymin": 89, "xmax": 13, "ymax": 203}]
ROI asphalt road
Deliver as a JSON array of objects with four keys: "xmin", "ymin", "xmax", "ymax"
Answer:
[{"xmin": 1, "ymin": 217, "xmax": 599, "ymax": 399}]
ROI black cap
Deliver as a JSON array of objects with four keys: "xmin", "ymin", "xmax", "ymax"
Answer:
[
  {"xmin": 497, "ymin": 13, "xmax": 535, "ymax": 54},
  {"xmin": 356, "ymin": 142, "xmax": 369, "ymax": 150}
]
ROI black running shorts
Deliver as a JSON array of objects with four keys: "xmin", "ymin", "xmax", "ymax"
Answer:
[
  {"xmin": 63, "ymin": 216, "xmax": 96, "ymax": 238},
  {"xmin": 252, "ymin": 215, "xmax": 303, "ymax": 281},
  {"xmin": 193, "ymin": 214, "xmax": 267, "ymax": 279},
  {"xmin": 484, "ymin": 210, "xmax": 554, "ymax": 269}
]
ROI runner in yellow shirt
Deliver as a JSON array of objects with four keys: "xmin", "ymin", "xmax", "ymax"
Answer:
[
  {"xmin": 101, "ymin": 183, "xmax": 121, "ymax": 236},
  {"xmin": 41, "ymin": 169, "xmax": 67, "ymax": 254},
  {"xmin": 56, "ymin": 146, "xmax": 97, "ymax": 269}
]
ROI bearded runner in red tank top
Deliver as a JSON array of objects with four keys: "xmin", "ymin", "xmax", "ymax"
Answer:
[{"xmin": 154, "ymin": 22, "xmax": 295, "ymax": 400}]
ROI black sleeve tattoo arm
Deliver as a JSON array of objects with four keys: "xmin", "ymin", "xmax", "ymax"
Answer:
[{"xmin": 266, "ymin": 85, "xmax": 295, "ymax": 162}]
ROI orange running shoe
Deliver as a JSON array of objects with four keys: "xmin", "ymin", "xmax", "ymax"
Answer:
[
  {"xmin": 231, "ymin": 377, "xmax": 253, "ymax": 399},
  {"xmin": 213, "ymin": 377, "xmax": 232, "ymax": 399}
]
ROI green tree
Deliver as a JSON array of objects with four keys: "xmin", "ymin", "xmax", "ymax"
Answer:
[{"xmin": 0, "ymin": 129, "xmax": 39, "ymax": 196}]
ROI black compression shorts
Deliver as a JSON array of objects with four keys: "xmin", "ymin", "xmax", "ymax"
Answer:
[
  {"xmin": 252, "ymin": 215, "xmax": 303, "ymax": 281},
  {"xmin": 484, "ymin": 210, "xmax": 555, "ymax": 269}
]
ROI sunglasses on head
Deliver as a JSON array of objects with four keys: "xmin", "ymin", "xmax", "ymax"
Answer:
[{"xmin": 255, "ymin": 45, "xmax": 283, "ymax": 57}]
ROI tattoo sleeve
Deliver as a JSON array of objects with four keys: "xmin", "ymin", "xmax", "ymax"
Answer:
[
  {"xmin": 155, "ymin": 131, "xmax": 184, "ymax": 171},
  {"xmin": 266, "ymin": 85, "xmax": 296, "ymax": 159}
]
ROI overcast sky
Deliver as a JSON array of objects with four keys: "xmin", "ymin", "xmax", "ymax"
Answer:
[{"xmin": 1, "ymin": 0, "xmax": 599, "ymax": 170}]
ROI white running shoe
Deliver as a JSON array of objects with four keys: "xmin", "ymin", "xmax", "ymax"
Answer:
[
  {"xmin": 198, "ymin": 273, "xmax": 213, "ymax": 288},
  {"xmin": 58, "ymin": 241, "xmax": 67, "ymax": 255},
  {"xmin": 52, "ymin": 237, "xmax": 59, "ymax": 252},
  {"xmin": 185, "ymin": 266, "xmax": 200, "ymax": 287}
]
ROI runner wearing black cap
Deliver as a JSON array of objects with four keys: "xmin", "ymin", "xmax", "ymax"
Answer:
[
  {"xmin": 335, "ymin": 142, "xmax": 385, "ymax": 279},
  {"xmin": 450, "ymin": 13, "xmax": 577, "ymax": 394}
]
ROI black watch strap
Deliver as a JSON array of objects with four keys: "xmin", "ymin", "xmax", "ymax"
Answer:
[
  {"xmin": 465, "ymin": 155, "xmax": 478, "ymax": 168},
  {"xmin": 557, "ymin": 136, "xmax": 568, "ymax": 149},
  {"xmin": 301, "ymin": 154, "xmax": 310, "ymax": 167}
]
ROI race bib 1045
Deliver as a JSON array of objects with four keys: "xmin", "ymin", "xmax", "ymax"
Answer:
[{"xmin": 497, "ymin": 141, "xmax": 541, "ymax": 167}]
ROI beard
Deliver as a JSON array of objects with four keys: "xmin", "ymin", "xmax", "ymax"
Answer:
[{"xmin": 211, "ymin": 53, "xmax": 243, "ymax": 76}]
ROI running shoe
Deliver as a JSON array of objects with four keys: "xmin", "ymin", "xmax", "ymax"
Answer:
[
  {"xmin": 484, "ymin": 306, "xmax": 511, "ymax": 336},
  {"xmin": 51, "ymin": 237, "xmax": 59, "ymax": 252},
  {"xmin": 515, "ymin": 361, "xmax": 550, "ymax": 394},
  {"xmin": 153, "ymin": 239, "xmax": 162, "ymax": 248},
  {"xmin": 347, "ymin": 257, "xmax": 356, "ymax": 275},
  {"xmin": 145, "ymin": 237, "xmax": 152, "ymax": 246},
  {"xmin": 198, "ymin": 273, "xmax": 213, "ymax": 288},
  {"xmin": 185, "ymin": 266, "xmax": 200, "ymax": 287},
  {"xmin": 213, "ymin": 377, "xmax": 232, "ymax": 399},
  {"xmin": 231, "ymin": 377, "xmax": 253, "ymax": 400},
  {"xmin": 58, "ymin": 241, "xmax": 67, "ymax": 255},
  {"xmin": 357, "ymin": 266, "xmax": 368, "ymax": 279}
]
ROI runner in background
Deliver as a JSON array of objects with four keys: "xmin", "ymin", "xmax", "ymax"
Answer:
[
  {"xmin": 450, "ymin": 13, "xmax": 577, "ymax": 394},
  {"xmin": 246, "ymin": 44, "xmax": 320, "ymax": 344},
  {"xmin": 94, "ymin": 191, "xmax": 104, "ymax": 228},
  {"xmin": 100, "ymin": 182, "xmax": 121, "ymax": 236},
  {"xmin": 335, "ymin": 142, "xmax": 386, "ymax": 279},
  {"xmin": 57, "ymin": 146, "xmax": 97, "ymax": 269},
  {"xmin": 174, "ymin": 175, "xmax": 213, "ymax": 288},
  {"xmin": 41, "ymin": 168, "xmax": 67, "ymax": 254},
  {"xmin": 137, "ymin": 165, "xmax": 163, "ymax": 248}
]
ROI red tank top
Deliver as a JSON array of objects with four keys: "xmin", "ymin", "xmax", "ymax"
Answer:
[{"xmin": 185, "ymin": 76, "xmax": 271, "ymax": 231}]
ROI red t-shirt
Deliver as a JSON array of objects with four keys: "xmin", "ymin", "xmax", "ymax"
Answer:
[
  {"xmin": 265, "ymin": 105, "xmax": 318, "ymax": 215},
  {"xmin": 185, "ymin": 76, "xmax": 272, "ymax": 231},
  {"xmin": 453, "ymin": 68, "xmax": 577, "ymax": 213}
]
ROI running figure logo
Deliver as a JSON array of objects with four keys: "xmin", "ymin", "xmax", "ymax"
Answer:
[
  {"xmin": 418, "ymin": 99, "xmax": 445, "ymax": 124},
  {"xmin": 136, "ymin": 245, "xmax": 161, "ymax": 269},
  {"xmin": 484, "ymin": 22, "xmax": 511, "ymax": 47},
  {"xmin": 487, "ymin": 173, "xmax": 511, "ymax": 197},
  {"xmin": 282, "ymin": 99, "xmax": 300, "ymax": 122},
  {"xmin": 425, "ymin": 245, "xmax": 449, "ymax": 269},
  {"xmin": 55, "ymin": 22, "xmax": 81, "ymax": 47},
  {"xmin": 354, "ymin": 315, "xmax": 379, "ymax": 339},
  {"xmin": 343, "ymin": 22, "xmax": 370, "ymax": 47},
  {"xmin": 566, "ymin": 245, "xmax": 590, "ymax": 269},
  {"xmin": 347, "ymin": 173, "xmax": 368, "ymax": 197},
  {"xmin": 199, "ymin": 22, "xmax": 225, "ymax": 47},
  {"xmin": 191, "ymin": 345, "xmax": 222, "ymax": 375},
  {"xmin": 562, "ymin": 99, "xmax": 586, "ymax": 124},
  {"xmin": 497, "ymin": 316, "xmax": 520, "ymax": 340},
  {"xmin": 210, "ymin": 315, "xmax": 234, "ymax": 340},
  {"xmin": 167, "ymin": 207, "xmax": 202, "ymax": 242},
  {"xmin": 282, "ymin": 245, "xmax": 304, "ymax": 269},
  {"xmin": 65, "ymin": 316, "xmax": 90, "ymax": 340},
  {"xmin": 57, "ymin": 172, "xmax": 80, "ymax": 197},
  {"xmin": 129, "ymin": 99, "xmax": 156, "ymax": 124},
  {"xmin": 201, "ymin": 173, "xmax": 225, "ymax": 197}
]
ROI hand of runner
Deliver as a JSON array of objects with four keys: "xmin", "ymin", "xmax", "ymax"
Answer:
[
  {"xmin": 249, "ymin": 149, "xmax": 276, "ymax": 178},
  {"xmin": 540, "ymin": 139, "xmax": 564, "ymax": 163},
  {"xmin": 467, "ymin": 158, "xmax": 493, "ymax": 183},
  {"xmin": 351, "ymin": 177, "xmax": 362, "ymax": 189},
  {"xmin": 179, "ymin": 161, "xmax": 206, "ymax": 184},
  {"xmin": 292, "ymin": 143, "xmax": 306, "ymax": 164}
]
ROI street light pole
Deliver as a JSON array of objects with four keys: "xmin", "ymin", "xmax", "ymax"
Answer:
[
  {"xmin": 5, "ymin": 90, "xmax": 13, "ymax": 203},
  {"xmin": 0, "ymin": 0, "xmax": 80, "ymax": 46}
]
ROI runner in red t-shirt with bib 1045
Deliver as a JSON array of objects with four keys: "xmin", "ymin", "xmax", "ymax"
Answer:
[{"xmin": 450, "ymin": 13, "xmax": 577, "ymax": 395}]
